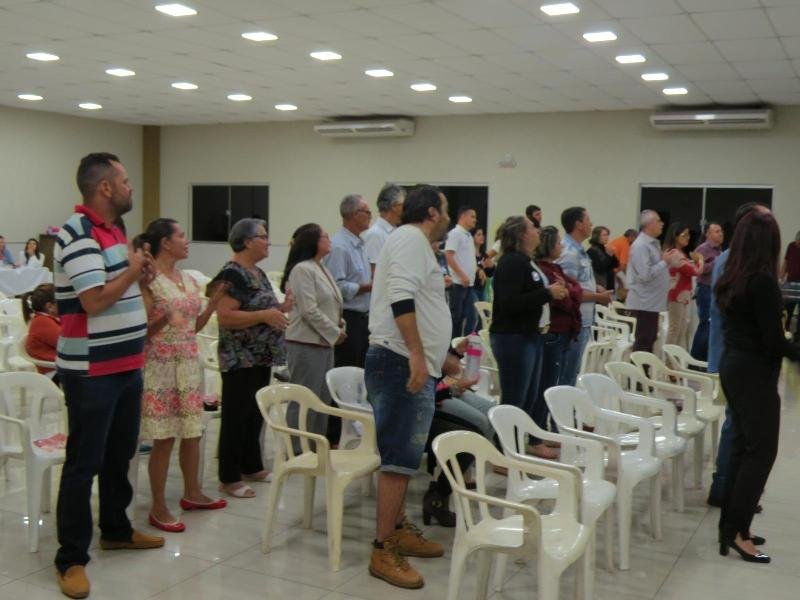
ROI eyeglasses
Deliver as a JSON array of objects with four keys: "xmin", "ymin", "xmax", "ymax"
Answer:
[{"xmin": 250, "ymin": 234, "xmax": 269, "ymax": 240}]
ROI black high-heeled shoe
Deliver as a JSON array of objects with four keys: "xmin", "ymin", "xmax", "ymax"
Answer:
[
  {"xmin": 719, "ymin": 538, "xmax": 771, "ymax": 563},
  {"xmin": 422, "ymin": 483, "xmax": 456, "ymax": 527},
  {"xmin": 718, "ymin": 531, "xmax": 766, "ymax": 545}
]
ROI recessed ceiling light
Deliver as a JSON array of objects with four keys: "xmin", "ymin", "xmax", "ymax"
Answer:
[
  {"xmin": 663, "ymin": 87, "xmax": 688, "ymax": 95},
  {"xmin": 275, "ymin": 104, "xmax": 298, "ymax": 111},
  {"xmin": 155, "ymin": 3, "xmax": 196, "ymax": 17},
  {"xmin": 615, "ymin": 54, "xmax": 645, "ymax": 64},
  {"xmin": 242, "ymin": 31, "xmax": 278, "ymax": 42},
  {"xmin": 227, "ymin": 93, "xmax": 252, "ymax": 101},
  {"xmin": 78, "ymin": 102, "xmax": 102, "ymax": 110},
  {"xmin": 18, "ymin": 93, "xmax": 43, "ymax": 101},
  {"xmin": 310, "ymin": 51, "xmax": 342, "ymax": 61},
  {"xmin": 26, "ymin": 52, "xmax": 59, "ymax": 62},
  {"xmin": 583, "ymin": 31, "xmax": 617, "ymax": 43},
  {"xmin": 540, "ymin": 3, "xmax": 580, "ymax": 16},
  {"xmin": 694, "ymin": 114, "xmax": 716, "ymax": 120},
  {"xmin": 641, "ymin": 72, "xmax": 669, "ymax": 81},
  {"xmin": 171, "ymin": 82, "xmax": 198, "ymax": 90},
  {"xmin": 411, "ymin": 83, "xmax": 437, "ymax": 92},
  {"xmin": 105, "ymin": 68, "xmax": 135, "ymax": 77},
  {"xmin": 365, "ymin": 69, "xmax": 394, "ymax": 78},
  {"xmin": 449, "ymin": 95, "xmax": 472, "ymax": 103}
]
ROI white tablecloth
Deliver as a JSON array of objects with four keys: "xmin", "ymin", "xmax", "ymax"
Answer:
[{"xmin": 0, "ymin": 267, "xmax": 53, "ymax": 296}]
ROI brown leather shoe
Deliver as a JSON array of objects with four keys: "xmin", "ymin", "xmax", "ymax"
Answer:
[
  {"xmin": 369, "ymin": 538, "xmax": 424, "ymax": 589},
  {"xmin": 56, "ymin": 565, "xmax": 90, "ymax": 599},
  {"xmin": 394, "ymin": 518, "xmax": 444, "ymax": 558},
  {"xmin": 99, "ymin": 530, "xmax": 165, "ymax": 550}
]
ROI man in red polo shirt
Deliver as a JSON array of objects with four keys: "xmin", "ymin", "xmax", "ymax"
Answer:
[{"xmin": 53, "ymin": 153, "xmax": 162, "ymax": 599}]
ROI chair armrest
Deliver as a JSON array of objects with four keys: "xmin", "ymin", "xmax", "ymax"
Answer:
[
  {"xmin": 507, "ymin": 449, "xmax": 586, "ymax": 516},
  {"xmin": 594, "ymin": 407, "xmax": 655, "ymax": 456},
  {"xmin": 457, "ymin": 487, "xmax": 541, "ymax": 527},
  {"xmin": 552, "ymin": 425, "xmax": 622, "ymax": 474},
  {"xmin": 621, "ymin": 392, "xmax": 678, "ymax": 434},
  {"xmin": 267, "ymin": 422, "xmax": 331, "ymax": 463},
  {"xmin": 664, "ymin": 367, "xmax": 714, "ymax": 400},
  {"xmin": 646, "ymin": 379, "xmax": 699, "ymax": 415}
]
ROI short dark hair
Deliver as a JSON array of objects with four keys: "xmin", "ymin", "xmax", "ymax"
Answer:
[
  {"xmin": 561, "ymin": 206, "xmax": 586, "ymax": 234},
  {"xmin": 76, "ymin": 152, "xmax": 120, "ymax": 198},
  {"xmin": 703, "ymin": 221, "xmax": 721, "ymax": 235},
  {"xmin": 624, "ymin": 228, "xmax": 637, "ymax": 238},
  {"xmin": 282, "ymin": 223, "xmax": 322, "ymax": 293},
  {"xmin": 402, "ymin": 184, "xmax": 443, "ymax": 225},
  {"xmin": 499, "ymin": 216, "xmax": 530, "ymax": 255},
  {"xmin": 525, "ymin": 205, "xmax": 541, "ymax": 219},
  {"xmin": 376, "ymin": 184, "xmax": 404, "ymax": 213},
  {"xmin": 457, "ymin": 204, "xmax": 475, "ymax": 218},
  {"xmin": 135, "ymin": 218, "xmax": 178, "ymax": 258}
]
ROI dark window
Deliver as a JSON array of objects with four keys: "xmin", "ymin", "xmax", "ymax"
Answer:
[
  {"xmin": 705, "ymin": 188, "xmax": 772, "ymax": 249},
  {"xmin": 192, "ymin": 185, "xmax": 269, "ymax": 242}
]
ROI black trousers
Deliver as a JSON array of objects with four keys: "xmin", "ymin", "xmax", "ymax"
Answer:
[
  {"xmin": 218, "ymin": 366, "xmax": 271, "ymax": 483},
  {"xmin": 328, "ymin": 310, "xmax": 369, "ymax": 445},
  {"xmin": 718, "ymin": 350, "xmax": 781, "ymax": 540},
  {"xmin": 426, "ymin": 412, "xmax": 481, "ymax": 497},
  {"xmin": 629, "ymin": 310, "xmax": 660, "ymax": 353}
]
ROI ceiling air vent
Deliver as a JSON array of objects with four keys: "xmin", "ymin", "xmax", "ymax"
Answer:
[
  {"xmin": 650, "ymin": 109, "xmax": 773, "ymax": 130},
  {"xmin": 313, "ymin": 118, "xmax": 415, "ymax": 138}
]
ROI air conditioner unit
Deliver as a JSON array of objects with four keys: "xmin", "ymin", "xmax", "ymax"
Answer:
[
  {"xmin": 650, "ymin": 109, "xmax": 773, "ymax": 130},
  {"xmin": 313, "ymin": 118, "xmax": 415, "ymax": 138}
]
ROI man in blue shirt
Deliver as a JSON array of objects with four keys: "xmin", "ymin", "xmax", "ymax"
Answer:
[{"xmin": 0, "ymin": 235, "xmax": 15, "ymax": 266}]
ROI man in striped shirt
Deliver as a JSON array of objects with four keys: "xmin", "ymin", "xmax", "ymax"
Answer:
[{"xmin": 54, "ymin": 153, "xmax": 163, "ymax": 600}]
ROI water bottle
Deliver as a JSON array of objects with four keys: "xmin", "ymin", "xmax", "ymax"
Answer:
[{"xmin": 463, "ymin": 334, "xmax": 483, "ymax": 380}]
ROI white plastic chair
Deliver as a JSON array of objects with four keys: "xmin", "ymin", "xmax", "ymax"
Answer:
[
  {"xmin": 256, "ymin": 383, "xmax": 380, "ymax": 571},
  {"xmin": 581, "ymin": 370, "xmax": 688, "ymax": 512},
  {"xmin": 578, "ymin": 339, "xmax": 615, "ymax": 376},
  {"xmin": 489, "ymin": 404, "xmax": 615, "ymax": 590},
  {"xmin": 605, "ymin": 304, "xmax": 638, "ymax": 340},
  {"xmin": 432, "ymin": 430, "xmax": 592, "ymax": 600},
  {"xmin": 631, "ymin": 351, "xmax": 721, "ymax": 465},
  {"xmin": 662, "ymin": 343, "xmax": 722, "ymax": 399},
  {"xmin": 0, "ymin": 372, "xmax": 65, "ymax": 552},
  {"xmin": 545, "ymin": 385, "xmax": 662, "ymax": 571},
  {"xmin": 17, "ymin": 335, "xmax": 56, "ymax": 374},
  {"xmin": 474, "ymin": 301, "xmax": 492, "ymax": 330}
]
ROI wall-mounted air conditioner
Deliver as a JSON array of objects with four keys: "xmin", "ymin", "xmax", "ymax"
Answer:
[
  {"xmin": 313, "ymin": 118, "xmax": 415, "ymax": 138},
  {"xmin": 650, "ymin": 109, "xmax": 773, "ymax": 130}
]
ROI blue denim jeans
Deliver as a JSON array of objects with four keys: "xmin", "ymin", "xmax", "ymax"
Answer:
[
  {"xmin": 690, "ymin": 283, "xmax": 711, "ymax": 361},
  {"xmin": 365, "ymin": 346, "xmax": 435, "ymax": 475},
  {"xmin": 535, "ymin": 331, "xmax": 571, "ymax": 438},
  {"xmin": 490, "ymin": 332, "xmax": 544, "ymax": 421},
  {"xmin": 558, "ymin": 326, "xmax": 591, "ymax": 387},
  {"xmin": 449, "ymin": 284, "xmax": 475, "ymax": 337},
  {"xmin": 55, "ymin": 370, "xmax": 143, "ymax": 572}
]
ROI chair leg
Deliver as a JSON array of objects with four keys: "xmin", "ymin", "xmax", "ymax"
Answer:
[
  {"xmin": 326, "ymin": 477, "xmax": 346, "ymax": 572},
  {"xmin": 693, "ymin": 432, "xmax": 704, "ymax": 489},
  {"xmin": 26, "ymin": 464, "xmax": 43, "ymax": 553},
  {"xmin": 493, "ymin": 553, "xmax": 509, "ymax": 591},
  {"xmin": 303, "ymin": 476, "xmax": 316, "ymax": 529},
  {"xmin": 446, "ymin": 543, "xmax": 470, "ymax": 600},
  {"xmin": 672, "ymin": 454, "xmax": 684, "ymax": 513},
  {"xmin": 616, "ymin": 485, "xmax": 632, "ymax": 571},
  {"xmin": 537, "ymin": 557, "xmax": 561, "ymax": 600},
  {"xmin": 604, "ymin": 508, "xmax": 614, "ymax": 572},
  {"xmin": 576, "ymin": 536, "xmax": 594, "ymax": 600},
  {"xmin": 650, "ymin": 474, "xmax": 662, "ymax": 540},
  {"xmin": 262, "ymin": 473, "xmax": 285, "ymax": 553},
  {"xmin": 474, "ymin": 550, "xmax": 492, "ymax": 600}
]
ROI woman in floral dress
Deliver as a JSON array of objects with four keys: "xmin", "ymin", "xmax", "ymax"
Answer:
[{"xmin": 138, "ymin": 218, "xmax": 228, "ymax": 533}]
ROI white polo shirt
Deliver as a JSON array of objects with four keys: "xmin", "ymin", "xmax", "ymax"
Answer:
[
  {"xmin": 444, "ymin": 224, "xmax": 477, "ymax": 286},
  {"xmin": 361, "ymin": 216, "xmax": 395, "ymax": 264},
  {"xmin": 369, "ymin": 225, "xmax": 451, "ymax": 377}
]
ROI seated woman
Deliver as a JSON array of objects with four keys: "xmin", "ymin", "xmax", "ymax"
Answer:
[
  {"xmin": 19, "ymin": 238, "xmax": 45, "ymax": 268},
  {"xmin": 22, "ymin": 283, "xmax": 60, "ymax": 381},
  {"xmin": 423, "ymin": 340, "xmax": 496, "ymax": 527}
]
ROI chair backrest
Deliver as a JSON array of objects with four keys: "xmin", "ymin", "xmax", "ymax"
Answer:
[
  {"xmin": 630, "ymin": 351, "xmax": 669, "ymax": 381},
  {"xmin": 544, "ymin": 385, "xmax": 596, "ymax": 434},
  {"xmin": 477, "ymin": 328, "xmax": 496, "ymax": 369},
  {"xmin": 578, "ymin": 339, "xmax": 615, "ymax": 376},
  {"xmin": 255, "ymin": 383, "xmax": 328, "ymax": 463},
  {"xmin": 17, "ymin": 334, "xmax": 55, "ymax": 371},
  {"xmin": 325, "ymin": 367, "xmax": 371, "ymax": 413},
  {"xmin": 577, "ymin": 372, "xmax": 629, "ymax": 436},
  {"xmin": 0, "ymin": 313, "xmax": 24, "ymax": 340},
  {"xmin": 0, "ymin": 371, "xmax": 64, "ymax": 452},
  {"xmin": 432, "ymin": 430, "xmax": 541, "ymax": 545},
  {"xmin": 474, "ymin": 301, "xmax": 492, "ymax": 330},
  {"xmin": 604, "ymin": 361, "xmax": 651, "ymax": 396}
]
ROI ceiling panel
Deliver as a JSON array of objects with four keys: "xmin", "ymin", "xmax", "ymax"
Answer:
[{"xmin": 692, "ymin": 9, "xmax": 775, "ymax": 40}]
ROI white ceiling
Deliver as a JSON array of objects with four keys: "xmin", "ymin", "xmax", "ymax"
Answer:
[{"xmin": 2, "ymin": 0, "xmax": 800, "ymax": 124}]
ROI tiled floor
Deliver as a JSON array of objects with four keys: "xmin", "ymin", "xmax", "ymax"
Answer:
[{"xmin": 1, "ymin": 365, "xmax": 799, "ymax": 599}]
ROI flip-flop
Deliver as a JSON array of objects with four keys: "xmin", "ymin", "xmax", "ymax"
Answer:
[
  {"xmin": 219, "ymin": 482, "xmax": 255, "ymax": 498},
  {"xmin": 242, "ymin": 470, "xmax": 273, "ymax": 482}
]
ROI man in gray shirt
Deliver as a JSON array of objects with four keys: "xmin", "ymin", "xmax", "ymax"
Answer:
[{"xmin": 626, "ymin": 210, "xmax": 681, "ymax": 352}]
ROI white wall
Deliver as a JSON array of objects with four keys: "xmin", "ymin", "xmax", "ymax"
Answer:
[
  {"xmin": 0, "ymin": 105, "xmax": 142, "ymax": 257},
  {"xmin": 152, "ymin": 106, "xmax": 798, "ymax": 276}
]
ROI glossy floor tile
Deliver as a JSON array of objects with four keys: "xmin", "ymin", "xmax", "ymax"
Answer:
[{"xmin": 1, "ymin": 364, "xmax": 800, "ymax": 599}]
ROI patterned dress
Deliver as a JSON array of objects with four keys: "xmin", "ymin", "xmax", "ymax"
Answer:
[{"xmin": 140, "ymin": 271, "xmax": 204, "ymax": 440}]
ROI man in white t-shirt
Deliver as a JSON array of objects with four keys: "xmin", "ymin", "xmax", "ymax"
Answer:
[
  {"xmin": 365, "ymin": 184, "xmax": 451, "ymax": 589},
  {"xmin": 362, "ymin": 183, "xmax": 405, "ymax": 269},
  {"xmin": 444, "ymin": 205, "xmax": 477, "ymax": 336}
]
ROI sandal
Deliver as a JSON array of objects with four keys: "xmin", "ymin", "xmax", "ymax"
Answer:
[
  {"xmin": 219, "ymin": 482, "xmax": 256, "ymax": 498},
  {"xmin": 242, "ymin": 470, "xmax": 273, "ymax": 482}
]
